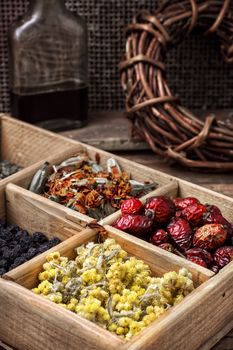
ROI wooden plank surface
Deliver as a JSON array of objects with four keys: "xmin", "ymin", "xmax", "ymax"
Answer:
[{"xmin": 61, "ymin": 110, "xmax": 233, "ymax": 350}]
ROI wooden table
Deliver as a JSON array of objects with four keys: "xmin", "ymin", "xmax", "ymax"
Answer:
[{"xmin": 62, "ymin": 111, "xmax": 233, "ymax": 350}]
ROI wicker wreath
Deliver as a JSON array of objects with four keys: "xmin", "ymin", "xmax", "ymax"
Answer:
[{"xmin": 120, "ymin": 0, "xmax": 233, "ymax": 171}]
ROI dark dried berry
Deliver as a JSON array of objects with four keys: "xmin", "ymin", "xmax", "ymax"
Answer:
[
  {"xmin": 47, "ymin": 237, "xmax": 61, "ymax": 247},
  {"xmin": 2, "ymin": 248, "xmax": 12, "ymax": 260},
  {"xmin": 15, "ymin": 230, "xmax": 30, "ymax": 241},
  {"xmin": 167, "ymin": 218, "xmax": 192, "ymax": 252},
  {"xmin": 121, "ymin": 198, "xmax": 143, "ymax": 215},
  {"xmin": 211, "ymin": 265, "xmax": 219, "ymax": 274},
  {"xmin": 26, "ymin": 247, "xmax": 38, "ymax": 259},
  {"xmin": 6, "ymin": 224, "xmax": 19, "ymax": 234},
  {"xmin": 32, "ymin": 232, "xmax": 48, "ymax": 244},
  {"xmin": 214, "ymin": 246, "xmax": 233, "ymax": 268},
  {"xmin": 0, "ymin": 259, "xmax": 8, "ymax": 268},
  {"xmin": 0, "ymin": 229, "xmax": 13, "ymax": 241},
  {"xmin": 144, "ymin": 196, "xmax": 175, "ymax": 225},
  {"xmin": 193, "ymin": 224, "xmax": 227, "ymax": 250},
  {"xmin": 9, "ymin": 240, "xmax": 18, "ymax": 248},
  {"xmin": 0, "ymin": 238, "xmax": 6, "ymax": 248},
  {"xmin": 158, "ymin": 243, "xmax": 175, "ymax": 253},
  {"xmin": 150, "ymin": 229, "xmax": 169, "ymax": 246},
  {"xmin": 173, "ymin": 197, "xmax": 200, "ymax": 211},
  {"xmin": 0, "ymin": 268, "xmax": 6, "ymax": 276},
  {"xmin": 12, "ymin": 256, "xmax": 28, "ymax": 268},
  {"xmin": 9, "ymin": 245, "xmax": 22, "ymax": 260},
  {"xmin": 185, "ymin": 248, "xmax": 213, "ymax": 266},
  {"xmin": 114, "ymin": 214, "xmax": 153, "ymax": 237},
  {"xmin": 187, "ymin": 256, "xmax": 207, "ymax": 268},
  {"xmin": 181, "ymin": 203, "xmax": 207, "ymax": 226}
]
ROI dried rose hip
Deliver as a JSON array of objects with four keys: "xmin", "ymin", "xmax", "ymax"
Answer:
[
  {"xmin": 214, "ymin": 246, "xmax": 233, "ymax": 268},
  {"xmin": 121, "ymin": 198, "xmax": 143, "ymax": 215},
  {"xmin": 167, "ymin": 218, "xmax": 192, "ymax": 252},
  {"xmin": 203, "ymin": 205, "xmax": 233, "ymax": 240},
  {"xmin": 185, "ymin": 248, "xmax": 213, "ymax": 266},
  {"xmin": 150, "ymin": 229, "xmax": 169, "ymax": 246},
  {"xmin": 158, "ymin": 243, "xmax": 175, "ymax": 253},
  {"xmin": 144, "ymin": 196, "xmax": 175, "ymax": 225},
  {"xmin": 222, "ymin": 219, "xmax": 233, "ymax": 240},
  {"xmin": 181, "ymin": 203, "xmax": 207, "ymax": 226},
  {"xmin": 203, "ymin": 205, "xmax": 223, "ymax": 225},
  {"xmin": 193, "ymin": 224, "xmax": 227, "ymax": 250},
  {"xmin": 187, "ymin": 256, "xmax": 207, "ymax": 268},
  {"xmin": 211, "ymin": 265, "xmax": 219, "ymax": 274},
  {"xmin": 173, "ymin": 197, "xmax": 200, "ymax": 211},
  {"xmin": 113, "ymin": 214, "xmax": 153, "ymax": 236}
]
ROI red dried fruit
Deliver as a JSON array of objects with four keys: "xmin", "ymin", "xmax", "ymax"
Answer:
[
  {"xmin": 187, "ymin": 256, "xmax": 207, "ymax": 268},
  {"xmin": 175, "ymin": 210, "xmax": 182, "ymax": 218},
  {"xmin": 150, "ymin": 229, "xmax": 169, "ymax": 246},
  {"xmin": 113, "ymin": 214, "xmax": 153, "ymax": 237},
  {"xmin": 214, "ymin": 246, "xmax": 233, "ymax": 268},
  {"xmin": 222, "ymin": 219, "xmax": 233, "ymax": 240},
  {"xmin": 121, "ymin": 198, "xmax": 143, "ymax": 215},
  {"xmin": 181, "ymin": 203, "xmax": 207, "ymax": 226},
  {"xmin": 144, "ymin": 196, "xmax": 175, "ymax": 225},
  {"xmin": 211, "ymin": 265, "xmax": 219, "ymax": 274},
  {"xmin": 204, "ymin": 205, "xmax": 233, "ymax": 240},
  {"xmin": 158, "ymin": 243, "xmax": 175, "ymax": 253},
  {"xmin": 185, "ymin": 248, "xmax": 213, "ymax": 266},
  {"xmin": 167, "ymin": 218, "xmax": 192, "ymax": 252},
  {"xmin": 203, "ymin": 205, "xmax": 223, "ymax": 225},
  {"xmin": 193, "ymin": 224, "xmax": 227, "ymax": 250},
  {"xmin": 173, "ymin": 197, "xmax": 200, "ymax": 211}
]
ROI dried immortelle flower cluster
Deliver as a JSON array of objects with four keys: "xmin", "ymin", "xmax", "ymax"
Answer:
[{"xmin": 33, "ymin": 239, "xmax": 194, "ymax": 340}]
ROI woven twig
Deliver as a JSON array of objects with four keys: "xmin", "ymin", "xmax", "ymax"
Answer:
[{"xmin": 120, "ymin": 0, "xmax": 233, "ymax": 171}]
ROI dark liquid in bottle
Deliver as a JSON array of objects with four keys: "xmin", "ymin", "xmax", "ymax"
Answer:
[{"xmin": 10, "ymin": 87, "xmax": 88, "ymax": 131}]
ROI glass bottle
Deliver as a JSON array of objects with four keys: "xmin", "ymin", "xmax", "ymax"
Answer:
[{"xmin": 9, "ymin": 0, "xmax": 88, "ymax": 131}]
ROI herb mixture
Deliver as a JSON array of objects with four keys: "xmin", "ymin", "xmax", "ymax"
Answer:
[{"xmin": 29, "ymin": 153, "xmax": 157, "ymax": 220}]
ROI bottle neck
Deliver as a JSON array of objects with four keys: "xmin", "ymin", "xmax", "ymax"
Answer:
[{"xmin": 29, "ymin": 0, "xmax": 66, "ymax": 14}]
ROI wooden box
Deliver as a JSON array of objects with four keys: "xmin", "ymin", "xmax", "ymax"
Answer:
[
  {"xmin": 8, "ymin": 142, "xmax": 176, "ymax": 227},
  {"xmin": 0, "ymin": 117, "xmax": 233, "ymax": 349},
  {"xmin": 1, "ymin": 222, "xmax": 223, "ymax": 350},
  {"xmin": 0, "ymin": 114, "xmax": 82, "ymax": 218}
]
